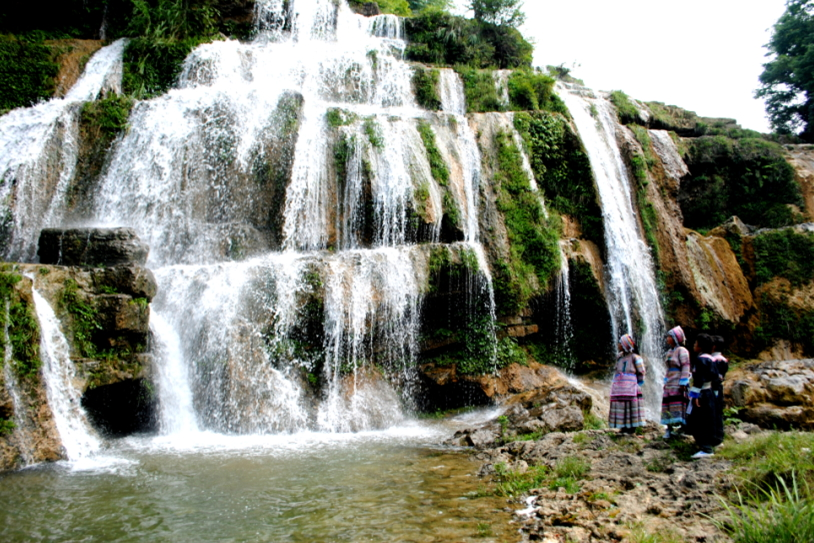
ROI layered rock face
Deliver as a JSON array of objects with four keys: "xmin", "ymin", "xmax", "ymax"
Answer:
[
  {"xmin": 0, "ymin": 228, "xmax": 156, "ymax": 470},
  {"xmin": 725, "ymin": 359, "xmax": 814, "ymax": 429}
]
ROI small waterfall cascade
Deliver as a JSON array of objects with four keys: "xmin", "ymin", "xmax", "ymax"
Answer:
[
  {"xmin": 150, "ymin": 311, "xmax": 198, "ymax": 435},
  {"xmin": 554, "ymin": 242, "xmax": 574, "ymax": 370},
  {"xmin": 2, "ymin": 300, "xmax": 35, "ymax": 464},
  {"xmin": 81, "ymin": 0, "xmax": 495, "ymax": 434},
  {"xmin": 0, "ymin": 39, "xmax": 127, "ymax": 262},
  {"xmin": 30, "ymin": 285, "xmax": 101, "ymax": 459},
  {"xmin": 557, "ymin": 84, "xmax": 665, "ymax": 416}
]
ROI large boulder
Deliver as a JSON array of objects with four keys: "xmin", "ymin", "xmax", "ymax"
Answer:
[
  {"xmin": 725, "ymin": 359, "xmax": 814, "ymax": 429},
  {"xmin": 38, "ymin": 227, "xmax": 148, "ymax": 267}
]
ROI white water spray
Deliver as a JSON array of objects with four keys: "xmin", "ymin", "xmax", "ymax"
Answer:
[
  {"xmin": 558, "ymin": 84, "xmax": 665, "ymax": 417},
  {"xmin": 0, "ymin": 39, "xmax": 126, "ymax": 262},
  {"xmin": 30, "ymin": 287, "xmax": 101, "ymax": 459}
]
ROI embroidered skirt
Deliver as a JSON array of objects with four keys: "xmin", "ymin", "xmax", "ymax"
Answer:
[
  {"xmin": 608, "ymin": 393, "xmax": 645, "ymax": 429},
  {"xmin": 661, "ymin": 388, "xmax": 688, "ymax": 426}
]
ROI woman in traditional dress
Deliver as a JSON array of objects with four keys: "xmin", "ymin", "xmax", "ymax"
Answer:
[
  {"xmin": 687, "ymin": 333, "xmax": 724, "ymax": 458},
  {"xmin": 608, "ymin": 333, "xmax": 646, "ymax": 433},
  {"xmin": 661, "ymin": 326, "xmax": 690, "ymax": 439}
]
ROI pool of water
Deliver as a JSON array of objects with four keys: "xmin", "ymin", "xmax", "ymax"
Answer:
[{"xmin": 0, "ymin": 411, "xmax": 521, "ymax": 542}]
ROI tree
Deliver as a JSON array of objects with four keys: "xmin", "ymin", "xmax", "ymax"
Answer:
[
  {"xmin": 757, "ymin": 0, "xmax": 814, "ymax": 141},
  {"xmin": 470, "ymin": 0, "xmax": 525, "ymax": 28},
  {"xmin": 407, "ymin": 0, "xmax": 451, "ymax": 13}
]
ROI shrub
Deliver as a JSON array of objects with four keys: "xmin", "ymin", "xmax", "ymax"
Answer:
[
  {"xmin": 456, "ymin": 68, "xmax": 505, "ymax": 113},
  {"xmin": 404, "ymin": 9, "xmax": 532, "ymax": 69},
  {"xmin": 609, "ymin": 90, "xmax": 640, "ymax": 124},
  {"xmin": 0, "ymin": 270, "xmax": 41, "ymax": 379},
  {"xmin": 412, "ymin": 66, "xmax": 441, "ymax": 110},
  {"xmin": 753, "ymin": 229, "xmax": 814, "ymax": 286},
  {"xmin": 0, "ymin": 35, "xmax": 60, "ymax": 111},
  {"xmin": 681, "ymin": 136, "xmax": 800, "ymax": 230}
]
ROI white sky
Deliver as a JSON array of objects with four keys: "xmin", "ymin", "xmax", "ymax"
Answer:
[{"xmin": 453, "ymin": 0, "xmax": 788, "ymax": 132}]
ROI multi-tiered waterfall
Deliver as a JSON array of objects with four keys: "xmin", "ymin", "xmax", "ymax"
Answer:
[
  {"xmin": 0, "ymin": 0, "xmax": 675, "ymax": 449},
  {"xmin": 85, "ymin": 0, "xmax": 493, "ymax": 434}
]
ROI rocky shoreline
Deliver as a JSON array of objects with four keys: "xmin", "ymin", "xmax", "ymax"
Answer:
[{"xmin": 457, "ymin": 420, "xmax": 769, "ymax": 543}]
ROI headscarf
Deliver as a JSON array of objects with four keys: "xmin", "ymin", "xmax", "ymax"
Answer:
[
  {"xmin": 619, "ymin": 333, "xmax": 636, "ymax": 354},
  {"xmin": 668, "ymin": 326, "xmax": 685, "ymax": 346}
]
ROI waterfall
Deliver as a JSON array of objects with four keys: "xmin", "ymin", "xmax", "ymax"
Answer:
[
  {"xmin": 0, "ymin": 39, "xmax": 126, "ymax": 262},
  {"xmin": 555, "ymin": 242, "xmax": 574, "ymax": 369},
  {"xmin": 30, "ymin": 286, "xmax": 101, "ymax": 459},
  {"xmin": 2, "ymin": 300, "xmax": 35, "ymax": 464},
  {"xmin": 150, "ymin": 311, "xmax": 199, "ymax": 435},
  {"xmin": 558, "ymin": 85, "xmax": 665, "ymax": 417}
]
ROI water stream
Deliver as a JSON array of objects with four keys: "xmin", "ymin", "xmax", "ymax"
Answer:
[
  {"xmin": 30, "ymin": 285, "xmax": 101, "ymax": 459},
  {"xmin": 557, "ymin": 84, "xmax": 665, "ymax": 416},
  {"xmin": 0, "ymin": 39, "xmax": 126, "ymax": 262}
]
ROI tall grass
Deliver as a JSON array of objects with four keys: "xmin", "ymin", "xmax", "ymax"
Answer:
[{"xmin": 712, "ymin": 474, "xmax": 814, "ymax": 543}]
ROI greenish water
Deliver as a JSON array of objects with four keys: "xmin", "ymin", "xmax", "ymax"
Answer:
[{"xmin": 0, "ymin": 418, "xmax": 520, "ymax": 542}]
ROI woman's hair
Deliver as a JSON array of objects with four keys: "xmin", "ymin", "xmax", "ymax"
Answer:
[{"xmin": 695, "ymin": 333, "xmax": 714, "ymax": 354}]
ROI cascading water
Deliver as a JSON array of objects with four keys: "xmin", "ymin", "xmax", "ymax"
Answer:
[
  {"xmin": 2, "ymin": 300, "xmax": 35, "ymax": 464},
  {"xmin": 558, "ymin": 84, "xmax": 665, "ymax": 416},
  {"xmin": 0, "ymin": 39, "xmax": 126, "ymax": 262},
  {"xmin": 29, "ymin": 285, "xmax": 100, "ymax": 459},
  {"xmin": 85, "ymin": 0, "xmax": 496, "ymax": 434},
  {"xmin": 554, "ymin": 242, "xmax": 575, "ymax": 369}
]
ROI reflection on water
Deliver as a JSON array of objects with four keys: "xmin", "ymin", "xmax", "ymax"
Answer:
[{"xmin": 0, "ymin": 417, "xmax": 519, "ymax": 542}]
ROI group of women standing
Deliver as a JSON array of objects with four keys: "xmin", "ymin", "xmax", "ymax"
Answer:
[{"xmin": 607, "ymin": 326, "xmax": 728, "ymax": 458}]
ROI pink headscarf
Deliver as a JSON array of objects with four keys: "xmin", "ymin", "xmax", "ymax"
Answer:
[
  {"xmin": 619, "ymin": 334, "xmax": 636, "ymax": 354},
  {"xmin": 668, "ymin": 326, "xmax": 686, "ymax": 346}
]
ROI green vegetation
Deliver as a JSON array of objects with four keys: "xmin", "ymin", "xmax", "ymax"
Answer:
[
  {"xmin": 412, "ymin": 66, "xmax": 441, "ymax": 110},
  {"xmin": 753, "ymin": 229, "xmax": 814, "ymax": 286},
  {"xmin": 755, "ymin": 294, "xmax": 814, "ymax": 357},
  {"xmin": 757, "ymin": 0, "xmax": 814, "ymax": 141},
  {"xmin": 333, "ymin": 133, "xmax": 355, "ymax": 188},
  {"xmin": 493, "ymin": 462, "xmax": 550, "ymax": 497},
  {"xmin": 681, "ymin": 136, "xmax": 801, "ymax": 230},
  {"xmin": 0, "ymin": 269, "xmax": 41, "ymax": 379},
  {"xmin": 326, "ymin": 108, "xmax": 358, "ymax": 128},
  {"xmin": 416, "ymin": 120, "xmax": 460, "ymax": 228},
  {"xmin": 416, "ymin": 120, "xmax": 449, "ymax": 186},
  {"xmin": 609, "ymin": 91, "xmax": 640, "ymax": 125},
  {"xmin": 715, "ymin": 432, "xmax": 814, "ymax": 543},
  {"xmin": 456, "ymin": 68, "xmax": 505, "ymax": 113},
  {"xmin": 714, "ymin": 475, "xmax": 814, "ymax": 543},
  {"xmin": 0, "ymin": 418, "xmax": 15, "ymax": 436},
  {"xmin": 720, "ymin": 431, "xmax": 814, "ymax": 499},
  {"xmin": 628, "ymin": 126, "xmax": 661, "ymax": 261},
  {"xmin": 506, "ymin": 70, "xmax": 564, "ymax": 113},
  {"xmin": 404, "ymin": 9, "xmax": 533, "ymax": 69},
  {"xmin": 455, "ymin": 68, "xmax": 567, "ymax": 114},
  {"xmin": 363, "ymin": 117, "xmax": 384, "ymax": 149},
  {"xmin": 493, "ymin": 455, "xmax": 590, "ymax": 498},
  {"xmin": 58, "ymin": 278, "xmax": 103, "ymax": 359},
  {"xmin": 513, "ymin": 111, "xmax": 602, "ymax": 247},
  {"xmin": 81, "ymin": 95, "xmax": 134, "ymax": 136},
  {"xmin": 491, "ymin": 131, "xmax": 560, "ymax": 315},
  {"xmin": 0, "ymin": 35, "xmax": 60, "ymax": 111},
  {"xmin": 471, "ymin": 0, "xmax": 525, "ymax": 27},
  {"xmin": 122, "ymin": 0, "xmax": 222, "ymax": 98},
  {"xmin": 628, "ymin": 523, "xmax": 685, "ymax": 543}
]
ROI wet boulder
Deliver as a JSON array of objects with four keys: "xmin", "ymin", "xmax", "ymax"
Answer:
[{"xmin": 38, "ymin": 227, "xmax": 149, "ymax": 267}]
